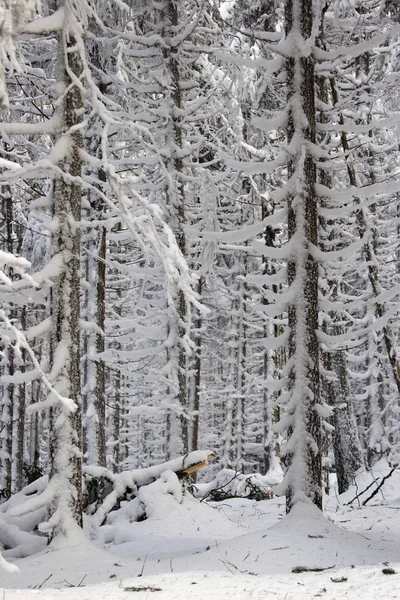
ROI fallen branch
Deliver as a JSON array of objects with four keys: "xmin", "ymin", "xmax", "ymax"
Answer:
[
  {"xmin": 85, "ymin": 450, "xmax": 215, "ymax": 521},
  {"xmin": 124, "ymin": 586, "xmax": 162, "ymax": 592},
  {"xmin": 362, "ymin": 466, "xmax": 397, "ymax": 506},
  {"xmin": 33, "ymin": 574, "xmax": 52, "ymax": 589},
  {"xmin": 292, "ymin": 565, "xmax": 335, "ymax": 573},
  {"xmin": 345, "ymin": 477, "xmax": 378, "ymax": 506},
  {"xmin": 196, "ymin": 459, "xmax": 275, "ymax": 503},
  {"xmin": 138, "ymin": 554, "xmax": 147, "ymax": 577},
  {"xmin": 199, "ymin": 469, "xmax": 240, "ymax": 503},
  {"xmin": 176, "ymin": 453, "xmax": 215, "ymax": 478}
]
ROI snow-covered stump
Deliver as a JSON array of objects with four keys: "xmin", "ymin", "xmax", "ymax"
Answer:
[{"xmin": 279, "ymin": 0, "xmax": 322, "ymax": 511}]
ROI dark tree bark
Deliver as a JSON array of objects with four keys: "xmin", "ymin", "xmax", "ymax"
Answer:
[
  {"xmin": 0, "ymin": 179, "xmax": 15, "ymax": 497},
  {"xmin": 47, "ymin": 4, "xmax": 84, "ymax": 534},
  {"xmin": 284, "ymin": 0, "xmax": 322, "ymax": 511},
  {"xmin": 82, "ymin": 33, "xmax": 109, "ymax": 467},
  {"xmin": 16, "ymin": 307, "xmax": 27, "ymax": 491},
  {"xmin": 94, "ymin": 222, "xmax": 106, "ymax": 466},
  {"xmin": 316, "ymin": 65, "xmax": 364, "ymax": 493},
  {"xmin": 163, "ymin": 0, "xmax": 188, "ymax": 454},
  {"xmin": 191, "ymin": 276, "xmax": 203, "ymax": 455}
]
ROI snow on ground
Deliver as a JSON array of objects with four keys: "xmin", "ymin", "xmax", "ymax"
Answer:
[
  {"xmin": 2, "ymin": 460, "xmax": 400, "ymax": 599},
  {"xmin": 3, "ymin": 568, "xmax": 400, "ymax": 600},
  {"xmin": 173, "ymin": 502, "xmax": 400, "ymax": 576}
]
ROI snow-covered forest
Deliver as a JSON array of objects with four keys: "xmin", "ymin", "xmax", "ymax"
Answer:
[{"xmin": 1, "ymin": 0, "xmax": 400, "ymax": 597}]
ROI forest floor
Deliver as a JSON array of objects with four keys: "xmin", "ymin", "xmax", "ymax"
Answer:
[{"xmin": 2, "ymin": 460, "xmax": 400, "ymax": 599}]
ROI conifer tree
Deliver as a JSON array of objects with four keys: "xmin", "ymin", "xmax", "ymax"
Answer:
[
  {"xmin": 45, "ymin": 0, "xmax": 86, "ymax": 533},
  {"xmin": 281, "ymin": 0, "xmax": 322, "ymax": 510}
]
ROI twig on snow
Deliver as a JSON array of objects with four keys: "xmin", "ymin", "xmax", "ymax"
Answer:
[
  {"xmin": 292, "ymin": 565, "xmax": 335, "ymax": 573},
  {"xmin": 32, "ymin": 574, "xmax": 52, "ymax": 589},
  {"xmin": 123, "ymin": 585, "xmax": 162, "ymax": 592},
  {"xmin": 138, "ymin": 554, "xmax": 147, "ymax": 577}
]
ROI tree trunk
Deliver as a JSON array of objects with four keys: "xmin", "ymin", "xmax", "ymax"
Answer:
[
  {"xmin": 261, "ymin": 200, "xmax": 280, "ymax": 474},
  {"xmin": 94, "ymin": 223, "xmax": 106, "ymax": 465},
  {"xmin": 191, "ymin": 276, "xmax": 203, "ymax": 455},
  {"xmin": 164, "ymin": 0, "xmax": 188, "ymax": 455},
  {"xmin": 47, "ymin": 3, "xmax": 84, "ymax": 535},
  {"xmin": 16, "ymin": 307, "xmax": 27, "ymax": 491},
  {"xmin": 112, "ymin": 368, "xmax": 121, "ymax": 473},
  {"xmin": 83, "ymin": 39, "xmax": 108, "ymax": 466},
  {"xmin": 316, "ymin": 69, "xmax": 364, "ymax": 493},
  {"xmin": 284, "ymin": 0, "xmax": 322, "ymax": 511},
  {"xmin": 0, "ymin": 180, "xmax": 15, "ymax": 497}
]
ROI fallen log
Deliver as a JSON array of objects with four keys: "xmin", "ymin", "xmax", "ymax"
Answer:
[
  {"xmin": 176, "ymin": 454, "xmax": 215, "ymax": 478},
  {"xmin": 84, "ymin": 450, "xmax": 215, "ymax": 523}
]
